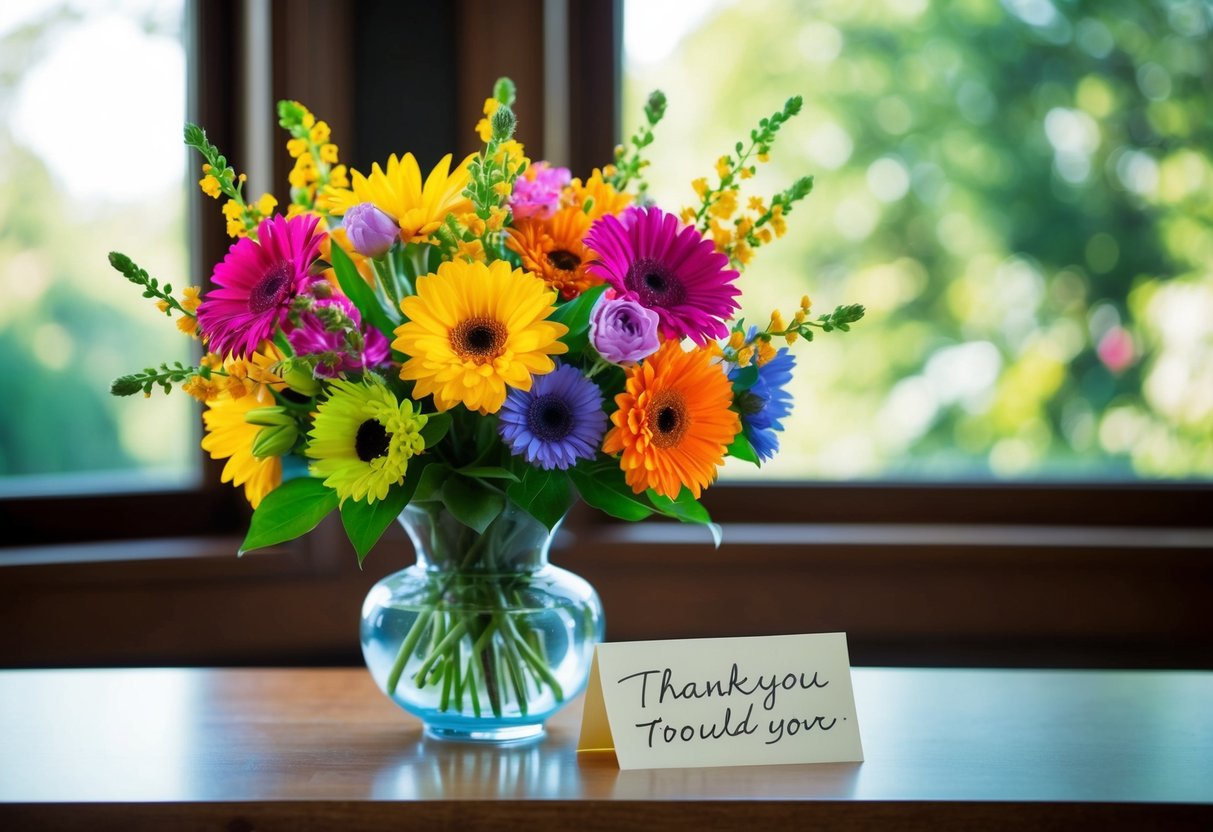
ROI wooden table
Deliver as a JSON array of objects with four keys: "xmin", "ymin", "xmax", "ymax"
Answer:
[{"xmin": 1, "ymin": 667, "xmax": 1210, "ymax": 830}]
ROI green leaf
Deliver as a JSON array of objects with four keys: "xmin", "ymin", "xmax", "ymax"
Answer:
[
  {"xmin": 239, "ymin": 477, "xmax": 339, "ymax": 555},
  {"xmin": 731, "ymin": 364, "xmax": 759, "ymax": 394},
  {"xmin": 456, "ymin": 466, "xmax": 519, "ymax": 481},
  {"xmin": 183, "ymin": 123, "xmax": 211, "ymax": 156},
  {"xmin": 469, "ymin": 413, "xmax": 502, "ymax": 464},
  {"xmin": 647, "ymin": 488, "xmax": 722, "ymax": 548},
  {"xmin": 569, "ymin": 464, "xmax": 653, "ymax": 521},
  {"xmin": 442, "ymin": 474, "xmax": 506, "ymax": 534},
  {"xmin": 420, "ymin": 412, "xmax": 452, "ymax": 448},
  {"xmin": 339, "ymin": 460, "xmax": 429, "ymax": 566},
  {"xmin": 551, "ymin": 284, "xmax": 607, "ymax": 353},
  {"xmin": 412, "ymin": 463, "xmax": 452, "ymax": 503},
  {"xmin": 727, "ymin": 432, "xmax": 761, "ymax": 466},
  {"xmin": 646, "ymin": 488, "xmax": 711, "ymax": 524},
  {"xmin": 329, "ymin": 244, "xmax": 398, "ymax": 337},
  {"xmin": 507, "ymin": 466, "xmax": 576, "ymax": 531}
]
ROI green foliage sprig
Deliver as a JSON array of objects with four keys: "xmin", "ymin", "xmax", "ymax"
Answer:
[
  {"xmin": 185, "ymin": 123, "xmax": 264, "ymax": 236},
  {"xmin": 692, "ymin": 95, "xmax": 804, "ymax": 232},
  {"xmin": 609, "ymin": 89, "xmax": 667, "ymax": 196},
  {"xmin": 184, "ymin": 123, "xmax": 243, "ymax": 202},
  {"xmin": 111, "ymin": 362, "xmax": 203, "ymax": 397},
  {"xmin": 460, "ymin": 78, "xmax": 525, "ymax": 259},
  {"xmin": 764, "ymin": 304, "xmax": 867, "ymax": 345},
  {"xmin": 464, "ymin": 79, "xmax": 522, "ymax": 219},
  {"xmin": 811, "ymin": 303, "xmax": 867, "ymax": 334},
  {"xmin": 749, "ymin": 175, "xmax": 814, "ymax": 236},
  {"xmin": 107, "ymin": 252, "xmax": 191, "ymax": 319}
]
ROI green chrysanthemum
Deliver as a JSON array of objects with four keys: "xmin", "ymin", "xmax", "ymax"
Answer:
[{"xmin": 306, "ymin": 376, "xmax": 428, "ymax": 504}]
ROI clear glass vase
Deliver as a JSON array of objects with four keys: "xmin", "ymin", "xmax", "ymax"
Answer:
[{"xmin": 360, "ymin": 500, "xmax": 604, "ymax": 743}]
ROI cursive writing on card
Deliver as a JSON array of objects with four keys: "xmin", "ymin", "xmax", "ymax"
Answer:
[{"xmin": 577, "ymin": 633, "xmax": 863, "ymax": 770}]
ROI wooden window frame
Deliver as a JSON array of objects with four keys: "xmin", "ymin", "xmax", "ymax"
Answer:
[{"xmin": 2, "ymin": 0, "xmax": 1210, "ymax": 671}]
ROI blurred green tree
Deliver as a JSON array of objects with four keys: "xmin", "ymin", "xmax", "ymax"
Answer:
[
  {"xmin": 0, "ymin": 5, "xmax": 192, "ymax": 486},
  {"xmin": 625, "ymin": 0, "xmax": 1213, "ymax": 480}
]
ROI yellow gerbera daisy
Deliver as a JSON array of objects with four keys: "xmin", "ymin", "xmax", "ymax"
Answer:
[
  {"xmin": 201, "ymin": 386, "xmax": 283, "ymax": 508},
  {"xmin": 505, "ymin": 207, "xmax": 599, "ymax": 300},
  {"xmin": 602, "ymin": 340, "xmax": 741, "ymax": 499},
  {"xmin": 393, "ymin": 259, "xmax": 569, "ymax": 414},
  {"xmin": 306, "ymin": 376, "xmax": 428, "ymax": 504},
  {"xmin": 319, "ymin": 152, "xmax": 475, "ymax": 244}
]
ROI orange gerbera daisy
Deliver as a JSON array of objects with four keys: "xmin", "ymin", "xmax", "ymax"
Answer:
[
  {"xmin": 602, "ymin": 340, "xmax": 740, "ymax": 499},
  {"xmin": 505, "ymin": 207, "xmax": 598, "ymax": 299}
]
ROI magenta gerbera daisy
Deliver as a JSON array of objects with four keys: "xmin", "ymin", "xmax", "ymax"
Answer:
[
  {"xmin": 584, "ymin": 207, "xmax": 741, "ymax": 345},
  {"xmin": 197, "ymin": 214, "xmax": 326, "ymax": 358}
]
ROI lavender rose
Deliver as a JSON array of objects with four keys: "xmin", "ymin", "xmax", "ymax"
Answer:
[
  {"xmin": 343, "ymin": 202, "xmax": 398, "ymax": 258},
  {"xmin": 589, "ymin": 294, "xmax": 661, "ymax": 364}
]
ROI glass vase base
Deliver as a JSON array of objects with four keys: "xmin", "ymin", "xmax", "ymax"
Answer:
[{"xmin": 423, "ymin": 722, "xmax": 546, "ymax": 744}]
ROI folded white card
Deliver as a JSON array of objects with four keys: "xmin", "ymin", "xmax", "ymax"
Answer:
[{"xmin": 578, "ymin": 632, "xmax": 863, "ymax": 770}]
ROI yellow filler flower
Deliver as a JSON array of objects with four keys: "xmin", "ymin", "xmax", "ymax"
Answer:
[{"xmin": 393, "ymin": 259, "xmax": 568, "ymax": 414}]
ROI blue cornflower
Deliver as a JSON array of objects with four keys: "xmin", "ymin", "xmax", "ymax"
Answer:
[
  {"xmin": 498, "ymin": 364, "xmax": 608, "ymax": 470},
  {"xmin": 731, "ymin": 347, "xmax": 795, "ymax": 462}
]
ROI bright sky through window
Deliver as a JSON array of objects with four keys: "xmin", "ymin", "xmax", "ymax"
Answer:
[{"xmin": 6, "ymin": 1, "xmax": 185, "ymax": 203}]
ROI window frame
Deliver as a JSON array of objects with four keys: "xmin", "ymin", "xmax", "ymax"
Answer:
[
  {"xmin": 2, "ymin": 0, "xmax": 249, "ymax": 547},
  {"xmin": 1, "ymin": 0, "xmax": 1210, "ymax": 671}
]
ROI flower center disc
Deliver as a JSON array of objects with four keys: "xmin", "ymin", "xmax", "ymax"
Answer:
[
  {"xmin": 624, "ymin": 257, "xmax": 686, "ymax": 308},
  {"xmin": 649, "ymin": 389, "xmax": 690, "ymax": 449},
  {"xmin": 249, "ymin": 261, "xmax": 293, "ymax": 314},
  {"xmin": 355, "ymin": 419, "xmax": 391, "ymax": 462},
  {"xmin": 527, "ymin": 393, "xmax": 574, "ymax": 441},
  {"xmin": 451, "ymin": 316, "xmax": 508, "ymax": 363},
  {"xmin": 546, "ymin": 249, "xmax": 581, "ymax": 271}
]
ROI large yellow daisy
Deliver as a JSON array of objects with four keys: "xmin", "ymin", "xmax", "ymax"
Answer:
[
  {"xmin": 393, "ymin": 259, "xmax": 569, "ymax": 414},
  {"xmin": 201, "ymin": 386, "xmax": 283, "ymax": 508},
  {"xmin": 320, "ymin": 152, "xmax": 475, "ymax": 244},
  {"xmin": 602, "ymin": 340, "xmax": 740, "ymax": 499}
]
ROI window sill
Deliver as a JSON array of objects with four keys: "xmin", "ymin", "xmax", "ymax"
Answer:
[{"xmin": 3, "ymin": 519, "xmax": 1210, "ymax": 669}]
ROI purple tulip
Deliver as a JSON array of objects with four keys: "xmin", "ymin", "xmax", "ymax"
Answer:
[
  {"xmin": 589, "ymin": 293, "xmax": 661, "ymax": 364},
  {"xmin": 343, "ymin": 202, "xmax": 399, "ymax": 258}
]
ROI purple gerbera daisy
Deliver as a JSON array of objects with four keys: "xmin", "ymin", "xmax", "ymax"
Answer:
[
  {"xmin": 197, "ymin": 214, "xmax": 325, "ymax": 358},
  {"xmin": 584, "ymin": 207, "xmax": 741, "ymax": 346},
  {"xmin": 287, "ymin": 294, "xmax": 391, "ymax": 377},
  {"xmin": 498, "ymin": 364, "xmax": 607, "ymax": 470}
]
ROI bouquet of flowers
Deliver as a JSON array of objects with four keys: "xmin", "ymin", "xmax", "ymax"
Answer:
[{"xmin": 109, "ymin": 78, "xmax": 862, "ymax": 737}]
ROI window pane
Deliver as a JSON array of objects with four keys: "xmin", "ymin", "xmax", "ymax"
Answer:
[
  {"xmin": 622, "ymin": 0, "xmax": 1213, "ymax": 481},
  {"xmin": 0, "ymin": 0, "xmax": 193, "ymax": 494}
]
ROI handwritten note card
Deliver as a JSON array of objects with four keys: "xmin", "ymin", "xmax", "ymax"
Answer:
[{"xmin": 578, "ymin": 632, "xmax": 863, "ymax": 770}]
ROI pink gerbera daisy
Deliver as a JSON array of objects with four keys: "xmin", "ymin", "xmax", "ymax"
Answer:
[
  {"xmin": 197, "ymin": 214, "xmax": 326, "ymax": 358},
  {"xmin": 584, "ymin": 207, "xmax": 741, "ymax": 345}
]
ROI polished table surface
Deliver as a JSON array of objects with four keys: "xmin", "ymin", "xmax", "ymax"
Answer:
[{"xmin": 1, "ymin": 667, "xmax": 1211, "ymax": 829}]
